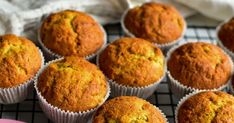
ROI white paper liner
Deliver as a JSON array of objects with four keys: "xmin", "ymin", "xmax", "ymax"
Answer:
[
  {"xmin": 90, "ymin": 104, "xmax": 168, "ymax": 123},
  {"xmin": 175, "ymin": 90, "xmax": 224, "ymax": 123},
  {"xmin": 34, "ymin": 58, "xmax": 110, "ymax": 123},
  {"xmin": 216, "ymin": 17, "xmax": 234, "ymax": 61},
  {"xmin": 96, "ymin": 44, "xmax": 166, "ymax": 99},
  {"xmin": 37, "ymin": 12, "xmax": 107, "ymax": 61},
  {"xmin": 120, "ymin": 8, "xmax": 187, "ymax": 53},
  {"xmin": 0, "ymin": 48, "xmax": 45, "ymax": 104},
  {"xmin": 166, "ymin": 41, "xmax": 234, "ymax": 98}
]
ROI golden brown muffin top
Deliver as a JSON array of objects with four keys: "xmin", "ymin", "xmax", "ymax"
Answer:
[
  {"xmin": 124, "ymin": 2, "xmax": 185, "ymax": 44},
  {"xmin": 0, "ymin": 34, "xmax": 42, "ymax": 88},
  {"xmin": 37, "ymin": 56, "xmax": 107, "ymax": 112},
  {"xmin": 93, "ymin": 96, "xmax": 166, "ymax": 123},
  {"xmin": 40, "ymin": 10, "xmax": 104, "ymax": 57},
  {"xmin": 167, "ymin": 42, "xmax": 232, "ymax": 89},
  {"xmin": 218, "ymin": 17, "xmax": 234, "ymax": 52},
  {"xmin": 178, "ymin": 91, "xmax": 234, "ymax": 123},
  {"xmin": 99, "ymin": 37, "xmax": 164, "ymax": 87}
]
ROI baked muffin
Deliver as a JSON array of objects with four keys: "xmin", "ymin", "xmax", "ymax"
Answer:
[
  {"xmin": 37, "ymin": 56, "xmax": 107, "ymax": 112},
  {"xmin": 0, "ymin": 34, "xmax": 42, "ymax": 88},
  {"xmin": 124, "ymin": 2, "xmax": 185, "ymax": 44},
  {"xmin": 167, "ymin": 42, "xmax": 232, "ymax": 89},
  {"xmin": 177, "ymin": 91, "xmax": 234, "ymax": 123},
  {"xmin": 218, "ymin": 17, "xmax": 234, "ymax": 52},
  {"xmin": 93, "ymin": 96, "xmax": 167, "ymax": 123},
  {"xmin": 40, "ymin": 10, "xmax": 104, "ymax": 57},
  {"xmin": 99, "ymin": 37, "xmax": 164, "ymax": 87}
]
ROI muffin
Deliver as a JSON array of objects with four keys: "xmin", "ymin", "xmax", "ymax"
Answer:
[
  {"xmin": 99, "ymin": 37, "xmax": 164, "ymax": 87},
  {"xmin": 40, "ymin": 10, "xmax": 105, "ymax": 57},
  {"xmin": 168, "ymin": 42, "xmax": 232, "ymax": 90},
  {"xmin": 37, "ymin": 56, "xmax": 108, "ymax": 112},
  {"xmin": 98, "ymin": 37, "xmax": 165, "ymax": 98},
  {"xmin": 93, "ymin": 96, "xmax": 167, "ymax": 123},
  {"xmin": 0, "ymin": 34, "xmax": 42, "ymax": 87},
  {"xmin": 0, "ymin": 34, "xmax": 43, "ymax": 103},
  {"xmin": 218, "ymin": 17, "xmax": 234, "ymax": 52},
  {"xmin": 123, "ymin": 2, "xmax": 185, "ymax": 45},
  {"xmin": 176, "ymin": 91, "xmax": 234, "ymax": 123}
]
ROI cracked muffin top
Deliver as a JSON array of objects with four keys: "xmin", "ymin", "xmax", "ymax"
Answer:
[
  {"xmin": 218, "ymin": 17, "xmax": 234, "ymax": 52},
  {"xmin": 124, "ymin": 2, "xmax": 185, "ymax": 44},
  {"xmin": 37, "ymin": 56, "xmax": 107, "ymax": 112},
  {"xmin": 0, "ymin": 34, "xmax": 42, "ymax": 88},
  {"xmin": 99, "ymin": 37, "xmax": 165, "ymax": 87},
  {"xmin": 40, "ymin": 10, "xmax": 104, "ymax": 57},
  {"xmin": 177, "ymin": 91, "xmax": 234, "ymax": 123},
  {"xmin": 167, "ymin": 42, "xmax": 232, "ymax": 89},
  {"xmin": 93, "ymin": 96, "xmax": 167, "ymax": 123}
]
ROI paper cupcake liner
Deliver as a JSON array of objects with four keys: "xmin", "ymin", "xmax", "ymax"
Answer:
[
  {"xmin": 216, "ymin": 18, "xmax": 234, "ymax": 61},
  {"xmin": 96, "ymin": 44, "xmax": 166, "ymax": 99},
  {"xmin": 37, "ymin": 14, "xmax": 107, "ymax": 61},
  {"xmin": 175, "ymin": 90, "xmax": 220, "ymax": 123},
  {"xmin": 34, "ymin": 58, "xmax": 110, "ymax": 123},
  {"xmin": 120, "ymin": 8, "xmax": 187, "ymax": 54},
  {"xmin": 155, "ymin": 106, "xmax": 169, "ymax": 123},
  {"xmin": 166, "ymin": 41, "xmax": 234, "ymax": 99},
  {"xmin": 0, "ymin": 48, "xmax": 44, "ymax": 104},
  {"xmin": 90, "ymin": 105, "xmax": 168, "ymax": 123}
]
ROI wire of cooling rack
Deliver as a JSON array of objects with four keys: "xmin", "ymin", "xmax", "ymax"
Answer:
[{"xmin": 0, "ymin": 24, "xmax": 218, "ymax": 123}]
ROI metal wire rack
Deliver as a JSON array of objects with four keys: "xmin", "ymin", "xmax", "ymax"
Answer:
[{"xmin": 0, "ymin": 24, "xmax": 218, "ymax": 123}]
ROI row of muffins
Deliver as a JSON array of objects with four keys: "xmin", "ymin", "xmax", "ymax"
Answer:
[
  {"xmin": 38, "ymin": 2, "xmax": 186, "ymax": 60},
  {"xmin": 36, "ymin": 38, "xmax": 233, "ymax": 122},
  {"xmin": 36, "ymin": 2, "xmax": 234, "ymax": 123},
  {"xmin": 92, "ymin": 91, "xmax": 234, "ymax": 123},
  {"xmin": 37, "ymin": 2, "xmax": 234, "ymax": 99},
  {"xmin": 0, "ymin": 37, "xmax": 233, "ymax": 123},
  {"xmin": 0, "ymin": 1, "xmax": 233, "ymax": 123}
]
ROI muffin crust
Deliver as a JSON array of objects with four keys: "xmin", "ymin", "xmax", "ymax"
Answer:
[
  {"xmin": 124, "ymin": 2, "xmax": 185, "ymax": 44},
  {"xmin": 0, "ymin": 34, "xmax": 42, "ymax": 88},
  {"xmin": 178, "ymin": 91, "xmax": 234, "ymax": 123},
  {"xmin": 37, "ymin": 56, "xmax": 107, "ymax": 112},
  {"xmin": 99, "ymin": 37, "xmax": 164, "ymax": 87},
  {"xmin": 40, "ymin": 10, "xmax": 104, "ymax": 57},
  {"xmin": 168, "ymin": 42, "xmax": 232, "ymax": 89},
  {"xmin": 218, "ymin": 17, "xmax": 234, "ymax": 52},
  {"xmin": 93, "ymin": 96, "xmax": 166, "ymax": 123}
]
